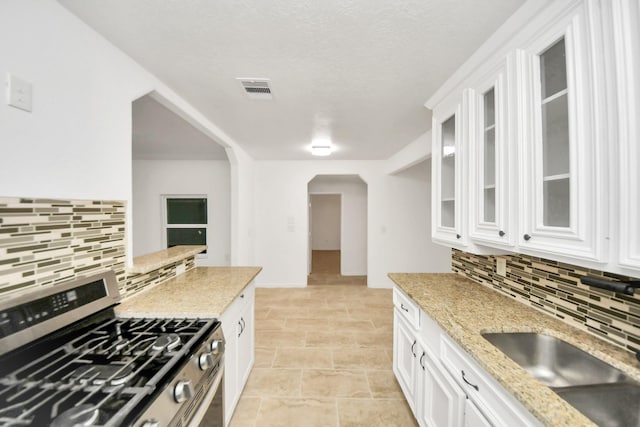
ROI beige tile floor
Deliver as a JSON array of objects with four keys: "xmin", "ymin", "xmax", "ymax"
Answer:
[{"xmin": 228, "ymin": 251, "xmax": 417, "ymax": 427}]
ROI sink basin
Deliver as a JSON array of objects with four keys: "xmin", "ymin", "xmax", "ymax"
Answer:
[
  {"xmin": 555, "ymin": 383, "xmax": 640, "ymax": 427},
  {"xmin": 482, "ymin": 332, "xmax": 640, "ymax": 426},
  {"xmin": 481, "ymin": 332, "xmax": 629, "ymax": 387}
]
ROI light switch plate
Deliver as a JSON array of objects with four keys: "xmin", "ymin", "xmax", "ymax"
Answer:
[{"xmin": 6, "ymin": 73, "xmax": 33, "ymax": 112}]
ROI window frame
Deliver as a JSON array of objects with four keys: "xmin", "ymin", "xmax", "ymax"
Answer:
[{"xmin": 161, "ymin": 194, "xmax": 208, "ymax": 258}]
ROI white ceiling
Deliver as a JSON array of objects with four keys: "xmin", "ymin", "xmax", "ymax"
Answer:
[{"xmin": 59, "ymin": 0, "xmax": 525, "ymax": 161}]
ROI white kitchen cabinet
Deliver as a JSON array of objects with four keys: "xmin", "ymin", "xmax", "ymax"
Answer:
[
  {"xmin": 432, "ymin": 96, "xmax": 466, "ymax": 249},
  {"xmin": 393, "ymin": 309, "xmax": 421, "ymax": 416},
  {"xmin": 393, "ymin": 286, "xmax": 540, "ymax": 427},
  {"xmin": 440, "ymin": 334, "xmax": 541, "ymax": 427},
  {"xmin": 464, "ymin": 399, "xmax": 492, "ymax": 427},
  {"xmin": 417, "ymin": 346, "xmax": 466, "ymax": 427},
  {"xmin": 468, "ymin": 58, "xmax": 516, "ymax": 249},
  {"xmin": 236, "ymin": 293, "xmax": 254, "ymax": 392},
  {"xmin": 613, "ymin": 0, "xmax": 640, "ymax": 273},
  {"xmin": 220, "ymin": 282, "xmax": 255, "ymax": 426},
  {"xmin": 393, "ymin": 288, "xmax": 421, "ymax": 416},
  {"xmin": 517, "ymin": 0, "xmax": 607, "ymax": 263}
]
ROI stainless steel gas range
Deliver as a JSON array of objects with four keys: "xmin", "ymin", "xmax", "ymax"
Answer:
[{"xmin": 0, "ymin": 270, "xmax": 224, "ymax": 427}]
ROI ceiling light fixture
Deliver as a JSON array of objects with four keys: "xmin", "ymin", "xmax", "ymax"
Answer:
[{"xmin": 311, "ymin": 139, "xmax": 333, "ymax": 156}]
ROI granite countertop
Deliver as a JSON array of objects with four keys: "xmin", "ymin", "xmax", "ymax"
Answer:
[
  {"xmin": 126, "ymin": 245, "xmax": 207, "ymax": 274},
  {"xmin": 388, "ymin": 273, "xmax": 640, "ymax": 427},
  {"xmin": 116, "ymin": 266, "xmax": 262, "ymax": 318}
]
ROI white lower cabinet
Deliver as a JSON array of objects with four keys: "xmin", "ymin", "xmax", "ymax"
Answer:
[
  {"xmin": 393, "ymin": 307, "xmax": 421, "ymax": 416},
  {"xmin": 464, "ymin": 399, "xmax": 492, "ymax": 427},
  {"xmin": 417, "ymin": 346, "xmax": 465, "ymax": 427},
  {"xmin": 220, "ymin": 282, "xmax": 255, "ymax": 426},
  {"xmin": 393, "ymin": 286, "xmax": 540, "ymax": 427}
]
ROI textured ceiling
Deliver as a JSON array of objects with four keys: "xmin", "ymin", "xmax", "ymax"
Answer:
[
  {"xmin": 132, "ymin": 95, "xmax": 228, "ymax": 161},
  {"xmin": 59, "ymin": 0, "xmax": 525, "ymax": 160}
]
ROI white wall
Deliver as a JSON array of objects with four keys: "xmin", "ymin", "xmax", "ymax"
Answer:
[
  {"xmin": 387, "ymin": 160, "xmax": 451, "ymax": 272},
  {"xmin": 310, "ymin": 194, "xmax": 341, "ymax": 251},
  {"xmin": 253, "ymin": 160, "xmax": 450, "ymax": 288},
  {"xmin": 309, "ymin": 177, "xmax": 368, "ymax": 275},
  {"xmin": 132, "ymin": 160, "xmax": 231, "ymax": 266},
  {"xmin": 0, "ymin": 0, "xmax": 254, "ymax": 265}
]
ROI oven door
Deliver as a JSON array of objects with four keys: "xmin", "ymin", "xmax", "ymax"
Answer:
[{"xmin": 189, "ymin": 371, "xmax": 224, "ymax": 427}]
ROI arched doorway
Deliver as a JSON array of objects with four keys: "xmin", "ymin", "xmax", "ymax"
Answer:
[{"xmin": 307, "ymin": 175, "xmax": 367, "ymax": 285}]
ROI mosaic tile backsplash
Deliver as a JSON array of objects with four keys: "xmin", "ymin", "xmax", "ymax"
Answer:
[
  {"xmin": 452, "ymin": 249, "xmax": 640, "ymax": 353},
  {"xmin": 0, "ymin": 197, "xmax": 195, "ymax": 300}
]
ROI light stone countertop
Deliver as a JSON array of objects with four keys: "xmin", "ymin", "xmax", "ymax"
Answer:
[
  {"xmin": 126, "ymin": 245, "xmax": 207, "ymax": 274},
  {"xmin": 388, "ymin": 273, "xmax": 640, "ymax": 427},
  {"xmin": 116, "ymin": 266, "xmax": 262, "ymax": 318}
]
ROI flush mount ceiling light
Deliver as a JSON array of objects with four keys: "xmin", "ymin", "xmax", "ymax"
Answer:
[{"xmin": 311, "ymin": 139, "xmax": 333, "ymax": 156}]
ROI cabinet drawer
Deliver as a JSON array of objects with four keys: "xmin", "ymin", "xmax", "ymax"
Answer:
[
  {"xmin": 440, "ymin": 335, "xmax": 541, "ymax": 427},
  {"xmin": 393, "ymin": 287, "xmax": 420, "ymax": 329},
  {"xmin": 223, "ymin": 283, "xmax": 255, "ymax": 321}
]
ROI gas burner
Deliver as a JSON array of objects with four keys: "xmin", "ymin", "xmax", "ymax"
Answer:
[
  {"xmin": 73, "ymin": 364, "xmax": 135, "ymax": 386},
  {"xmin": 51, "ymin": 404, "xmax": 99, "ymax": 427},
  {"xmin": 151, "ymin": 333, "xmax": 181, "ymax": 352}
]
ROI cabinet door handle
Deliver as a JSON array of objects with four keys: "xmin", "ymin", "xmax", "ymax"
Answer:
[
  {"xmin": 419, "ymin": 351, "xmax": 426, "ymax": 371},
  {"xmin": 411, "ymin": 340, "xmax": 417, "ymax": 357},
  {"xmin": 523, "ymin": 234, "xmax": 532, "ymax": 241},
  {"xmin": 400, "ymin": 303, "xmax": 409, "ymax": 313},
  {"xmin": 461, "ymin": 370, "xmax": 479, "ymax": 391},
  {"xmin": 238, "ymin": 318, "xmax": 245, "ymax": 337},
  {"xmin": 456, "ymin": 234, "xmax": 462, "ymax": 239},
  {"xmin": 498, "ymin": 230, "xmax": 505, "ymax": 237},
  {"xmin": 240, "ymin": 293, "xmax": 245, "ymax": 299},
  {"xmin": 241, "ymin": 317, "xmax": 246, "ymax": 330}
]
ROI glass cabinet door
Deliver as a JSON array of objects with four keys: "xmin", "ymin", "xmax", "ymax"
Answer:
[
  {"xmin": 440, "ymin": 115, "xmax": 456, "ymax": 228},
  {"xmin": 482, "ymin": 88, "xmax": 496, "ymax": 225},
  {"xmin": 519, "ymin": 1, "xmax": 604, "ymax": 262},
  {"xmin": 432, "ymin": 99, "xmax": 464, "ymax": 247},
  {"xmin": 539, "ymin": 38, "xmax": 570, "ymax": 227},
  {"xmin": 468, "ymin": 60, "xmax": 514, "ymax": 248}
]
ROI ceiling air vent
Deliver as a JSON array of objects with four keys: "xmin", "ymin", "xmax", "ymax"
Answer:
[{"xmin": 237, "ymin": 78, "xmax": 273, "ymax": 100}]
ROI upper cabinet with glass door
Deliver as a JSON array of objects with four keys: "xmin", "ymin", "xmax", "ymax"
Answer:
[
  {"xmin": 517, "ymin": 1, "xmax": 607, "ymax": 263},
  {"xmin": 432, "ymin": 97, "xmax": 466, "ymax": 248},
  {"xmin": 468, "ymin": 58, "xmax": 516, "ymax": 249}
]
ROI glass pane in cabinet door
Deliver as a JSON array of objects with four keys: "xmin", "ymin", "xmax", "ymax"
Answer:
[
  {"xmin": 484, "ymin": 188, "xmax": 496, "ymax": 223},
  {"xmin": 483, "ymin": 88, "xmax": 496, "ymax": 223},
  {"xmin": 540, "ymin": 38, "xmax": 567, "ymax": 99},
  {"xmin": 540, "ymin": 37, "xmax": 570, "ymax": 227},
  {"xmin": 441, "ymin": 116, "xmax": 456, "ymax": 228},
  {"xmin": 543, "ymin": 179, "xmax": 570, "ymax": 226},
  {"xmin": 541, "ymin": 94, "xmax": 570, "ymax": 177}
]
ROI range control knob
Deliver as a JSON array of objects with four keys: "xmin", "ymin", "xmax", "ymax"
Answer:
[
  {"xmin": 173, "ymin": 380, "xmax": 193, "ymax": 403},
  {"xmin": 210, "ymin": 339, "xmax": 225, "ymax": 354},
  {"xmin": 198, "ymin": 352, "xmax": 214, "ymax": 370},
  {"xmin": 140, "ymin": 420, "xmax": 160, "ymax": 427}
]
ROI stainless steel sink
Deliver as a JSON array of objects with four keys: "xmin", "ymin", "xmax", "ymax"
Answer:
[
  {"xmin": 481, "ymin": 332, "xmax": 629, "ymax": 387},
  {"xmin": 555, "ymin": 383, "xmax": 640, "ymax": 427},
  {"xmin": 482, "ymin": 332, "xmax": 640, "ymax": 426}
]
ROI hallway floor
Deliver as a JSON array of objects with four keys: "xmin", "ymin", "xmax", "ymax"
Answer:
[{"xmin": 228, "ymin": 268, "xmax": 416, "ymax": 426}]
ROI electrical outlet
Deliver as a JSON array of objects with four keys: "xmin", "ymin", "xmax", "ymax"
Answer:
[{"xmin": 496, "ymin": 257, "xmax": 507, "ymax": 276}]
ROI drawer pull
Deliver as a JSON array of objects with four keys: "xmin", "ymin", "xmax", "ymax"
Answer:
[
  {"xmin": 461, "ymin": 370, "xmax": 479, "ymax": 391},
  {"xmin": 400, "ymin": 303, "xmax": 409, "ymax": 313},
  {"xmin": 411, "ymin": 340, "xmax": 417, "ymax": 357},
  {"xmin": 419, "ymin": 351, "xmax": 426, "ymax": 371}
]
